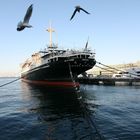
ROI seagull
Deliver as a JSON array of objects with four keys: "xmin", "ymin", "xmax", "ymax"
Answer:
[
  {"xmin": 70, "ymin": 5, "xmax": 90, "ymax": 20},
  {"xmin": 17, "ymin": 4, "xmax": 33, "ymax": 31}
]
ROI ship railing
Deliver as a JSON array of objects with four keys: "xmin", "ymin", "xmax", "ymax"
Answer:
[
  {"xmin": 60, "ymin": 49, "xmax": 95, "ymax": 58},
  {"xmin": 39, "ymin": 47, "xmax": 95, "ymax": 59},
  {"xmin": 47, "ymin": 43, "xmax": 58, "ymax": 49}
]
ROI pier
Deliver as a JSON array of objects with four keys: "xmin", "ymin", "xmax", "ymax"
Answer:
[
  {"xmin": 78, "ymin": 77, "xmax": 140, "ymax": 86},
  {"xmin": 78, "ymin": 61, "xmax": 140, "ymax": 86}
]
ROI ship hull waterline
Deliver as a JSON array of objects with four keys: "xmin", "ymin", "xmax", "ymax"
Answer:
[{"xmin": 21, "ymin": 58, "xmax": 96, "ymax": 90}]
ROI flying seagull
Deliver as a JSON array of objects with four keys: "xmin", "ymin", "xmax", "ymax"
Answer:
[
  {"xmin": 17, "ymin": 4, "xmax": 33, "ymax": 31},
  {"xmin": 70, "ymin": 5, "xmax": 90, "ymax": 20}
]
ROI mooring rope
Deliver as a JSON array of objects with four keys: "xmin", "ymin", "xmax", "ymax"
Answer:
[
  {"xmin": 95, "ymin": 64, "xmax": 116, "ymax": 73},
  {"xmin": 0, "ymin": 77, "xmax": 21, "ymax": 88},
  {"xmin": 69, "ymin": 63, "xmax": 102, "ymax": 140},
  {"xmin": 78, "ymin": 94, "xmax": 105, "ymax": 140},
  {"xmin": 68, "ymin": 62, "xmax": 78, "ymax": 90},
  {"xmin": 96, "ymin": 61, "xmax": 140, "ymax": 78}
]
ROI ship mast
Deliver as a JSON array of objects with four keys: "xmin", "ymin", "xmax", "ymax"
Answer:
[{"xmin": 46, "ymin": 22, "xmax": 55, "ymax": 49}]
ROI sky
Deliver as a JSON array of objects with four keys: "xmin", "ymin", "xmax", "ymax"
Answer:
[{"xmin": 0, "ymin": 0, "xmax": 140, "ymax": 76}]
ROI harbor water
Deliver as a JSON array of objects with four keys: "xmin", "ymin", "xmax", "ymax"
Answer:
[{"xmin": 0, "ymin": 77, "xmax": 140, "ymax": 140}]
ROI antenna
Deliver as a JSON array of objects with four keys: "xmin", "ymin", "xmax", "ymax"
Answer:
[{"xmin": 84, "ymin": 36, "xmax": 89, "ymax": 51}]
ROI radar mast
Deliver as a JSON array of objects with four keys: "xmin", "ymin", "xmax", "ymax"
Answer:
[{"xmin": 46, "ymin": 22, "xmax": 56, "ymax": 49}]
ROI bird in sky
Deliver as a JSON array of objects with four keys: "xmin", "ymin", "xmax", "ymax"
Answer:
[
  {"xmin": 17, "ymin": 4, "xmax": 33, "ymax": 31},
  {"xmin": 70, "ymin": 5, "xmax": 90, "ymax": 20}
]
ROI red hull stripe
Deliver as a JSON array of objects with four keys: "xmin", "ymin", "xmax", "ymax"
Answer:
[{"xmin": 21, "ymin": 79, "xmax": 80, "ymax": 87}]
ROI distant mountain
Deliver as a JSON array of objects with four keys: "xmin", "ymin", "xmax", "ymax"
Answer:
[{"xmin": 0, "ymin": 71, "xmax": 19, "ymax": 77}]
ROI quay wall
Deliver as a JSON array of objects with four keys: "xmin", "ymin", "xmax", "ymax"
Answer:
[{"xmin": 78, "ymin": 77, "xmax": 140, "ymax": 86}]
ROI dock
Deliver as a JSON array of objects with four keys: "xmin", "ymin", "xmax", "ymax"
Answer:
[{"xmin": 78, "ymin": 77, "xmax": 140, "ymax": 86}]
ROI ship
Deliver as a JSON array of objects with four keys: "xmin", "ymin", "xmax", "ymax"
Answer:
[{"xmin": 20, "ymin": 25, "xmax": 96, "ymax": 90}]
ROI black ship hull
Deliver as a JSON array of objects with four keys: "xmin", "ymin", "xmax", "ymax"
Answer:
[{"xmin": 21, "ymin": 56, "xmax": 96, "ymax": 89}]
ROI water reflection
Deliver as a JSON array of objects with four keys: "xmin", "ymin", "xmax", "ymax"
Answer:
[
  {"xmin": 20, "ymin": 82, "xmax": 97, "ymax": 139},
  {"xmin": 21, "ymin": 82, "xmax": 83, "ymax": 115}
]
